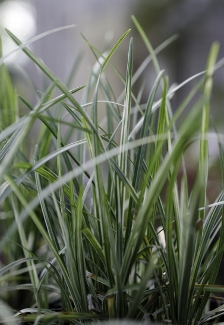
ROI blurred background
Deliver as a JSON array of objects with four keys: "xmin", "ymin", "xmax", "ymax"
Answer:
[{"xmin": 1, "ymin": 0, "xmax": 224, "ymax": 111}]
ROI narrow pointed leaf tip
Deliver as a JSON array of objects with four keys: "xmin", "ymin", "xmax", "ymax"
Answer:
[
  {"xmin": 2, "ymin": 24, "xmax": 76, "ymax": 64},
  {"xmin": 100, "ymin": 29, "xmax": 131, "ymax": 74}
]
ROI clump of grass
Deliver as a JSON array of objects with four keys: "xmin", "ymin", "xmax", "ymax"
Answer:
[{"xmin": 1, "ymin": 16, "xmax": 224, "ymax": 325}]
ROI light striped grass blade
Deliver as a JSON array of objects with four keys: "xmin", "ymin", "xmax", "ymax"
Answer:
[
  {"xmin": 0, "ymin": 257, "xmax": 37, "ymax": 277},
  {"xmin": 153, "ymin": 77, "xmax": 168, "ymax": 175},
  {"xmin": 125, "ymin": 70, "xmax": 165, "ymax": 249},
  {"xmin": 82, "ymin": 29, "xmax": 130, "ymax": 76},
  {"xmin": 0, "ymin": 36, "xmax": 18, "ymax": 130},
  {"xmin": 15, "ymin": 310, "xmax": 105, "ymax": 324},
  {"xmin": 117, "ymin": 34, "xmax": 178, "ymax": 103},
  {"xmin": 0, "ymin": 138, "xmax": 91, "ymax": 261},
  {"xmin": 198, "ymin": 42, "xmax": 219, "ymax": 221},
  {"xmin": 0, "ymin": 299, "xmax": 18, "ymax": 325},
  {"xmin": 20, "ymin": 85, "xmax": 85, "ymax": 116},
  {"xmin": 188, "ymin": 191, "xmax": 224, "ymax": 324},
  {"xmin": 9, "ymin": 193, "xmax": 40, "ymax": 304},
  {"xmin": 5, "ymin": 28, "xmax": 99, "ymax": 135},
  {"xmin": 68, "ymin": 188, "xmax": 88, "ymax": 312},
  {"xmin": 0, "ymin": 25, "xmax": 76, "ymax": 66},
  {"xmin": 88, "ymin": 29, "xmax": 132, "ymax": 318},
  {"xmin": 0, "ymin": 82, "xmax": 57, "ymax": 185},
  {"xmin": 26, "ymin": 99, "xmax": 90, "ymax": 188},
  {"xmin": 90, "ymin": 60, "xmax": 114, "ymax": 290},
  {"xmin": 131, "ymin": 15, "xmax": 160, "ymax": 75},
  {"xmin": 35, "ymin": 167, "xmax": 61, "ymax": 256},
  {"xmin": 114, "ymin": 39, "xmax": 133, "ymax": 278},
  {"xmin": 4, "ymin": 175, "xmax": 78, "ymax": 308},
  {"xmin": 82, "ymin": 227, "xmax": 106, "ymax": 267},
  {"xmin": 132, "ymin": 70, "xmax": 164, "ymax": 192},
  {"xmin": 0, "ymin": 83, "xmax": 85, "ymax": 163},
  {"xmin": 78, "ymin": 31, "xmax": 129, "ymax": 315},
  {"xmin": 176, "ymin": 43, "xmax": 220, "ymax": 325},
  {"xmin": 126, "ymin": 260, "xmax": 156, "ymax": 318},
  {"xmin": 121, "ymin": 96, "xmax": 204, "ymax": 285},
  {"xmin": 100, "ymin": 29, "xmax": 131, "ymax": 74}
]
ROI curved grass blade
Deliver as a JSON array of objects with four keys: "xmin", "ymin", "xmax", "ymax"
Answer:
[{"xmin": 0, "ymin": 25, "xmax": 76, "ymax": 66}]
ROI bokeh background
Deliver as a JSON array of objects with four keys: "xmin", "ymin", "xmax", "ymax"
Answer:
[
  {"xmin": 1, "ymin": 0, "xmax": 224, "ymax": 112},
  {"xmin": 1, "ymin": 0, "xmax": 224, "ymax": 309}
]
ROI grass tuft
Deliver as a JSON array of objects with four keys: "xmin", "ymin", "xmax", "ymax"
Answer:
[{"xmin": 0, "ymin": 16, "xmax": 224, "ymax": 325}]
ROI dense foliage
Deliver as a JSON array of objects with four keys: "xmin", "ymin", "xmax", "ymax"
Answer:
[{"xmin": 1, "ymin": 16, "xmax": 224, "ymax": 325}]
